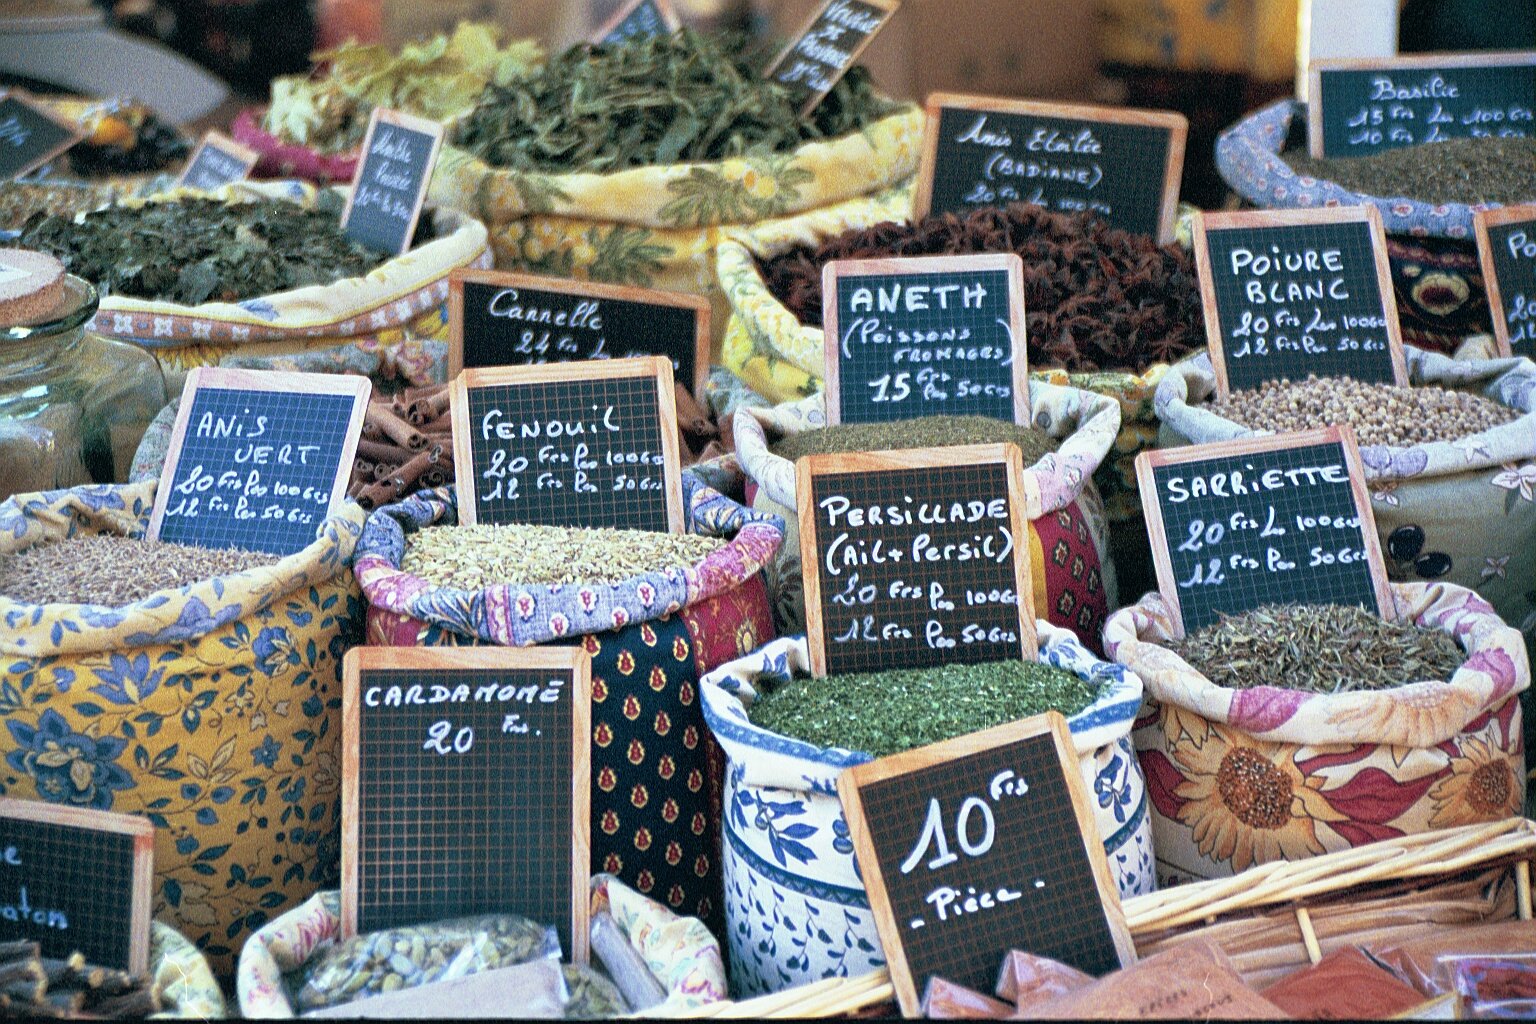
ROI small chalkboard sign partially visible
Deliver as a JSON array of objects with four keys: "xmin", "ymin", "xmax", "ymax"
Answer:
[
  {"xmin": 449, "ymin": 269, "xmax": 710, "ymax": 396},
  {"xmin": 177, "ymin": 130, "xmax": 258, "ymax": 192},
  {"xmin": 0, "ymin": 90, "xmax": 85, "ymax": 180},
  {"xmin": 1136, "ymin": 426, "xmax": 1393, "ymax": 638},
  {"xmin": 914, "ymin": 94, "xmax": 1188, "ymax": 244},
  {"xmin": 1193, "ymin": 206, "xmax": 1408, "ymax": 394},
  {"xmin": 837, "ymin": 713, "xmax": 1135, "ymax": 1017},
  {"xmin": 341, "ymin": 108, "xmax": 444, "ymax": 256},
  {"xmin": 1308, "ymin": 51, "xmax": 1536, "ymax": 158},
  {"xmin": 452, "ymin": 357, "xmax": 683, "ymax": 532},
  {"xmin": 1475, "ymin": 203, "xmax": 1536, "ymax": 359},
  {"xmin": 822, "ymin": 253, "xmax": 1028, "ymax": 426},
  {"xmin": 593, "ymin": 0, "xmax": 680, "ymax": 44},
  {"xmin": 343, "ymin": 647, "xmax": 591, "ymax": 962},
  {"xmin": 0, "ymin": 800, "xmax": 154, "ymax": 974},
  {"xmin": 147, "ymin": 368, "xmax": 371, "ymax": 557},
  {"xmin": 763, "ymin": 0, "xmax": 900, "ymax": 116},
  {"xmin": 798, "ymin": 444, "xmax": 1038, "ymax": 678}
]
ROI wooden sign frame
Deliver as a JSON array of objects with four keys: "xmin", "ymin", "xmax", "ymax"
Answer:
[
  {"xmin": 591, "ymin": 0, "xmax": 681, "ymax": 43},
  {"xmin": 176, "ymin": 130, "xmax": 259, "ymax": 191},
  {"xmin": 837, "ymin": 713, "xmax": 1136, "ymax": 1017},
  {"xmin": 340, "ymin": 107, "xmax": 445, "ymax": 257},
  {"xmin": 341, "ymin": 646, "xmax": 592, "ymax": 964},
  {"xmin": 0, "ymin": 90, "xmax": 86, "ymax": 180},
  {"xmin": 451, "ymin": 356, "xmax": 685, "ymax": 532},
  {"xmin": 0, "ymin": 798, "xmax": 154, "ymax": 975},
  {"xmin": 1473, "ymin": 203, "xmax": 1536, "ymax": 358},
  {"xmin": 913, "ymin": 94, "xmax": 1188, "ymax": 245},
  {"xmin": 1193, "ymin": 206, "xmax": 1409, "ymax": 395},
  {"xmin": 448, "ymin": 268, "xmax": 711, "ymax": 397},
  {"xmin": 146, "ymin": 367, "xmax": 371, "ymax": 546},
  {"xmin": 820, "ymin": 252, "xmax": 1028, "ymax": 425},
  {"xmin": 796, "ymin": 442, "xmax": 1039, "ymax": 678},
  {"xmin": 1135, "ymin": 425, "xmax": 1394, "ymax": 639},
  {"xmin": 764, "ymin": 0, "xmax": 901, "ymax": 117}
]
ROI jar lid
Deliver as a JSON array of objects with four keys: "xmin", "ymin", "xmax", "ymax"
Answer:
[{"xmin": 0, "ymin": 249, "xmax": 68, "ymax": 327}]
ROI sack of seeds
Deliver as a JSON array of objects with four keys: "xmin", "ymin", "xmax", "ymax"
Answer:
[
  {"xmin": 732, "ymin": 379, "xmax": 1120, "ymax": 645},
  {"xmin": 0, "ymin": 480, "xmax": 366, "ymax": 975},
  {"xmin": 1103, "ymin": 582, "xmax": 1529, "ymax": 885},
  {"xmin": 700, "ymin": 623, "xmax": 1154, "ymax": 997}
]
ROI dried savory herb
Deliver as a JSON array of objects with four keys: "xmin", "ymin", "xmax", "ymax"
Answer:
[
  {"xmin": 1283, "ymin": 137, "xmax": 1536, "ymax": 206},
  {"xmin": 770, "ymin": 415, "xmax": 1059, "ymax": 466},
  {"xmin": 759, "ymin": 204, "xmax": 1205, "ymax": 374}
]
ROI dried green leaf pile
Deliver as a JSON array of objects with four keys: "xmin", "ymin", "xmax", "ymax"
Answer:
[
  {"xmin": 1283, "ymin": 137, "xmax": 1536, "ymax": 206},
  {"xmin": 770, "ymin": 415, "xmax": 1060, "ymax": 467},
  {"xmin": 402, "ymin": 523, "xmax": 726, "ymax": 588},
  {"xmin": 0, "ymin": 536, "xmax": 277, "ymax": 606}
]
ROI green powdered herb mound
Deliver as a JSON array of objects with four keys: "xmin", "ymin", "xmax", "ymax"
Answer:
[
  {"xmin": 770, "ymin": 415, "xmax": 1059, "ymax": 467},
  {"xmin": 750, "ymin": 659, "xmax": 1097, "ymax": 758},
  {"xmin": 1283, "ymin": 137, "xmax": 1536, "ymax": 206},
  {"xmin": 452, "ymin": 29, "xmax": 900, "ymax": 174},
  {"xmin": 1171, "ymin": 603, "xmax": 1465, "ymax": 694},
  {"xmin": 19, "ymin": 197, "xmax": 387, "ymax": 305}
]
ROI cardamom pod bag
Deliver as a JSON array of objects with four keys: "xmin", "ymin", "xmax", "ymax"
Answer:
[
  {"xmin": 700, "ymin": 625, "xmax": 1153, "ymax": 997},
  {"xmin": 0, "ymin": 481, "xmax": 365, "ymax": 974},
  {"xmin": 353, "ymin": 480, "xmax": 782, "ymax": 938},
  {"xmin": 1104, "ymin": 583, "xmax": 1528, "ymax": 885}
]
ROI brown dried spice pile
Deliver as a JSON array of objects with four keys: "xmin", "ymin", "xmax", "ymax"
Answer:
[
  {"xmin": 758, "ymin": 204, "xmax": 1205, "ymax": 373},
  {"xmin": 770, "ymin": 415, "xmax": 1059, "ymax": 467},
  {"xmin": 402, "ymin": 524, "xmax": 725, "ymax": 589},
  {"xmin": 0, "ymin": 535, "xmax": 276, "ymax": 606},
  {"xmin": 1210, "ymin": 374, "xmax": 1520, "ymax": 447}
]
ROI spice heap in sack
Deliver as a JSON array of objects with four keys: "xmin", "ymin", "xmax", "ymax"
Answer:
[
  {"xmin": 1283, "ymin": 137, "xmax": 1536, "ymax": 207},
  {"xmin": 39, "ymin": 96, "xmax": 189, "ymax": 178},
  {"xmin": 0, "ymin": 941, "xmax": 163, "ymax": 1018},
  {"xmin": 0, "ymin": 535, "xmax": 275, "ymax": 604},
  {"xmin": 769, "ymin": 415, "xmax": 1059, "ymax": 465},
  {"xmin": 402, "ymin": 524, "xmax": 725, "ymax": 588},
  {"xmin": 0, "ymin": 182, "xmax": 120, "ymax": 230}
]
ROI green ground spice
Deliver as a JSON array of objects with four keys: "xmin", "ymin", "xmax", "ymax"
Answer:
[
  {"xmin": 750, "ymin": 659, "xmax": 1097, "ymax": 757},
  {"xmin": 1171, "ymin": 603, "xmax": 1465, "ymax": 694},
  {"xmin": 0, "ymin": 535, "xmax": 277, "ymax": 606},
  {"xmin": 402, "ymin": 523, "xmax": 725, "ymax": 588},
  {"xmin": 1283, "ymin": 137, "xmax": 1536, "ymax": 206},
  {"xmin": 770, "ymin": 415, "xmax": 1059, "ymax": 466}
]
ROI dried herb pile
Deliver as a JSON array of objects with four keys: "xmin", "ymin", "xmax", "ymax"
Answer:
[
  {"xmin": 402, "ymin": 524, "xmax": 726, "ymax": 588},
  {"xmin": 0, "ymin": 182, "xmax": 119, "ymax": 231},
  {"xmin": 453, "ymin": 30, "xmax": 899, "ymax": 174},
  {"xmin": 19, "ymin": 198, "xmax": 387, "ymax": 305},
  {"xmin": 0, "ymin": 536, "xmax": 277, "ymax": 606},
  {"xmin": 1284, "ymin": 137, "xmax": 1536, "ymax": 206},
  {"xmin": 1171, "ymin": 603, "xmax": 1465, "ymax": 694},
  {"xmin": 770, "ymin": 415, "xmax": 1059, "ymax": 466},
  {"xmin": 750, "ymin": 659, "xmax": 1097, "ymax": 757},
  {"xmin": 759, "ymin": 204, "xmax": 1205, "ymax": 373}
]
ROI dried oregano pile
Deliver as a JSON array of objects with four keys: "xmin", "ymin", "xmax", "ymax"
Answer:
[
  {"xmin": 770, "ymin": 415, "xmax": 1059, "ymax": 466},
  {"xmin": 402, "ymin": 524, "xmax": 725, "ymax": 588},
  {"xmin": 0, "ymin": 536, "xmax": 276, "ymax": 605},
  {"xmin": 750, "ymin": 660, "xmax": 1097, "ymax": 757},
  {"xmin": 1210, "ymin": 375, "xmax": 1520, "ymax": 447},
  {"xmin": 759, "ymin": 204, "xmax": 1205, "ymax": 373},
  {"xmin": 1171, "ymin": 604, "xmax": 1464, "ymax": 694},
  {"xmin": 1284, "ymin": 137, "xmax": 1536, "ymax": 206}
]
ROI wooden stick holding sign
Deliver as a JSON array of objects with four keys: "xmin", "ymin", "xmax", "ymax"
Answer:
[
  {"xmin": 1474, "ymin": 203, "xmax": 1536, "ymax": 360},
  {"xmin": 821, "ymin": 253, "xmax": 1028, "ymax": 426},
  {"xmin": 177, "ymin": 130, "xmax": 258, "ymax": 191},
  {"xmin": 0, "ymin": 90, "xmax": 86, "ymax": 180},
  {"xmin": 763, "ymin": 0, "xmax": 900, "ymax": 116},
  {"xmin": 592, "ymin": 0, "xmax": 680, "ymax": 44},
  {"xmin": 837, "ymin": 712, "xmax": 1136, "ymax": 1017},
  {"xmin": 341, "ymin": 108, "xmax": 444, "ymax": 256}
]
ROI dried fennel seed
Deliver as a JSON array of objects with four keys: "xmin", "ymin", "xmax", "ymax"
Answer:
[
  {"xmin": 1283, "ymin": 137, "xmax": 1536, "ymax": 206},
  {"xmin": 1170, "ymin": 603, "xmax": 1464, "ymax": 694},
  {"xmin": 1209, "ymin": 375, "xmax": 1520, "ymax": 447},
  {"xmin": 0, "ymin": 535, "xmax": 277, "ymax": 606},
  {"xmin": 750, "ymin": 660, "xmax": 1097, "ymax": 758},
  {"xmin": 401, "ymin": 524, "xmax": 726, "ymax": 588},
  {"xmin": 770, "ymin": 415, "xmax": 1059, "ymax": 466}
]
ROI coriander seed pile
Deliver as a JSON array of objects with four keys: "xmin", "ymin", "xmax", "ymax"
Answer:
[
  {"xmin": 0, "ymin": 535, "xmax": 277, "ymax": 606},
  {"xmin": 401, "ymin": 523, "xmax": 726, "ymax": 589},
  {"xmin": 770, "ymin": 415, "xmax": 1059, "ymax": 466}
]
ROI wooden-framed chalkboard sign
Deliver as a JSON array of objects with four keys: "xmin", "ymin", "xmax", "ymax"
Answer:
[
  {"xmin": 342, "ymin": 647, "xmax": 592, "ymax": 962},
  {"xmin": 1308, "ymin": 51, "xmax": 1536, "ymax": 158},
  {"xmin": 913, "ymin": 94, "xmax": 1188, "ymax": 244},
  {"xmin": 177, "ymin": 130, "xmax": 258, "ymax": 192},
  {"xmin": 821, "ymin": 253, "xmax": 1028, "ymax": 426},
  {"xmin": 837, "ymin": 713, "xmax": 1135, "ymax": 1016},
  {"xmin": 763, "ymin": 0, "xmax": 901, "ymax": 116},
  {"xmin": 1135, "ymin": 426, "xmax": 1393, "ymax": 638},
  {"xmin": 451, "ymin": 357, "xmax": 683, "ymax": 532},
  {"xmin": 0, "ymin": 90, "xmax": 86, "ymax": 180},
  {"xmin": 0, "ymin": 800, "xmax": 154, "ymax": 974},
  {"xmin": 448, "ymin": 268, "xmax": 710, "ymax": 397},
  {"xmin": 593, "ymin": 0, "xmax": 680, "ymax": 44},
  {"xmin": 1474, "ymin": 203, "xmax": 1536, "ymax": 359},
  {"xmin": 797, "ymin": 443, "xmax": 1039, "ymax": 678},
  {"xmin": 341, "ymin": 107, "xmax": 444, "ymax": 256},
  {"xmin": 1193, "ymin": 206, "xmax": 1408, "ymax": 395},
  {"xmin": 147, "ymin": 368, "xmax": 371, "ymax": 556}
]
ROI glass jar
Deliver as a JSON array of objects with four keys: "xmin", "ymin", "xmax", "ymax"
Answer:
[{"xmin": 0, "ymin": 275, "xmax": 167, "ymax": 502}]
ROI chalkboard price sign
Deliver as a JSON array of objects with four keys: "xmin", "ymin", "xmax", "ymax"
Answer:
[
  {"xmin": 0, "ymin": 800, "xmax": 154, "ymax": 974},
  {"xmin": 177, "ymin": 130, "xmax": 258, "ymax": 192},
  {"xmin": 449, "ymin": 269, "xmax": 710, "ymax": 396},
  {"xmin": 763, "ymin": 0, "xmax": 900, "ymax": 116},
  {"xmin": 341, "ymin": 108, "xmax": 444, "ymax": 256},
  {"xmin": 1308, "ymin": 51, "xmax": 1536, "ymax": 158},
  {"xmin": 147, "ymin": 368, "xmax": 371, "ymax": 556},
  {"xmin": 1194, "ymin": 206, "xmax": 1408, "ymax": 394},
  {"xmin": 593, "ymin": 0, "xmax": 680, "ymax": 44},
  {"xmin": 914, "ymin": 94, "xmax": 1188, "ymax": 244},
  {"xmin": 451, "ymin": 358, "xmax": 683, "ymax": 532},
  {"xmin": 0, "ymin": 90, "xmax": 85, "ymax": 180},
  {"xmin": 797, "ymin": 444, "xmax": 1038, "ymax": 678},
  {"xmin": 342, "ymin": 648, "xmax": 591, "ymax": 962},
  {"xmin": 838, "ymin": 713, "xmax": 1135, "ymax": 1016},
  {"xmin": 1136, "ymin": 426, "xmax": 1393, "ymax": 637},
  {"xmin": 822, "ymin": 253, "xmax": 1028, "ymax": 426},
  {"xmin": 1475, "ymin": 203, "xmax": 1536, "ymax": 359}
]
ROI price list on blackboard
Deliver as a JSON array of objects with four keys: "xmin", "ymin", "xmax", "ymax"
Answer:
[
  {"xmin": 594, "ymin": 0, "xmax": 678, "ymax": 44},
  {"xmin": 764, "ymin": 0, "xmax": 899, "ymax": 114},
  {"xmin": 342, "ymin": 109, "xmax": 443, "ymax": 256},
  {"xmin": 1476, "ymin": 204, "xmax": 1536, "ymax": 359},
  {"xmin": 0, "ymin": 92, "xmax": 83, "ymax": 179}
]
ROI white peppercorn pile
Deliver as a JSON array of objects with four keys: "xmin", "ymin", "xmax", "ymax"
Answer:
[
  {"xmin": 402, "ymin": 524, "xmax": 726, "ymax": 589},
  {"xmin": 0, "ymin": 535, "xmax": 277, "ymax": 606},
  {"xmin": 1209, "ymin": 375, "xmax": 1520, "ymax": 447}
]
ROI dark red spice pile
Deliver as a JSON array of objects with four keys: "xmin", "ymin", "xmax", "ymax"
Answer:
[{"xmin": 757, "ymin": 204, "xmax": 1205, "ymax": 373}]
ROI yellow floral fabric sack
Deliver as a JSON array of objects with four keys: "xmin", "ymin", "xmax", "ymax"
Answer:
[
  {"xmin": 1104, "ymin": 582, "xmax": 1528, "ymax": 886},
  {"xmin": 0, "ymin": 481, "xmax": 365, "ymax": 976}
]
